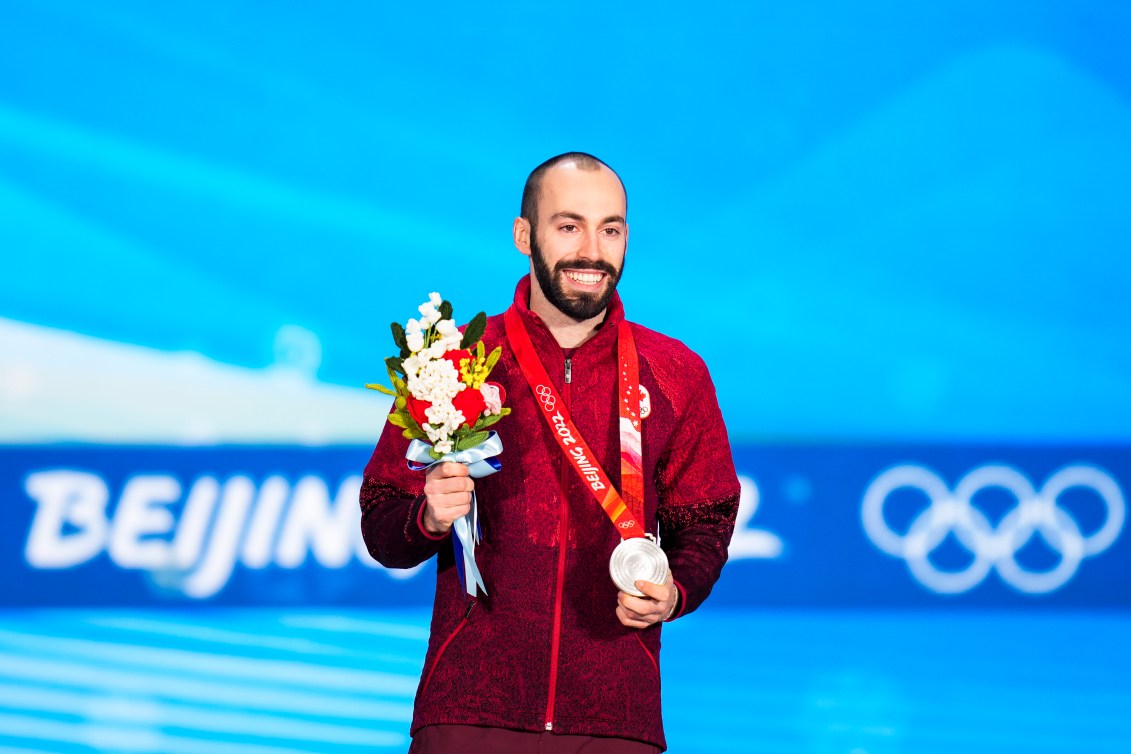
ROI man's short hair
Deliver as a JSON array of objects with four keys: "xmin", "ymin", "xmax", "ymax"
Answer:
[{"xmin": 520, "ymin": 152, "xmax": 626, "ymax": 228}]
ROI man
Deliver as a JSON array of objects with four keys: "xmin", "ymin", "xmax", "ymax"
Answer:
[{"xmin": 360, "ymin": 152, "xmax": 740, "ymax": 753}]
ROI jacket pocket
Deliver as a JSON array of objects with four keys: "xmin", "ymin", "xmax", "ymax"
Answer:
[
  {"xmin": 420, "ymin": 613, "xmax": 471, "ymax": 698},
  {"xmin": 634, "ymin": 633, "xmax": 659, "ymax": 675}
]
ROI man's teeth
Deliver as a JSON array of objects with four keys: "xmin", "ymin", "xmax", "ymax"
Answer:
[{"xmin": 564, "ymin": 270, "xmax": 604, "ymax": 284}]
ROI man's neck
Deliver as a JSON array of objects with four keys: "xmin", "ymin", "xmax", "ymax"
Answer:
[{"xmin": 528, "ymin": 282, "xmax": 606, "ymax": 349}]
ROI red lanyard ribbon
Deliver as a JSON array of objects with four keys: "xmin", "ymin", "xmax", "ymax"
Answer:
[{"xmin": 504, "ymin": 306, "xmax": 646, "ymax": 540}]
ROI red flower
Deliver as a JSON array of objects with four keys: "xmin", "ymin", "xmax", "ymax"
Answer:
[
  {"xmin": 453, "ymin": 387, "xmax": 486, "ymax": 428},
  {"xmin": 405, "ymin": 394, "xmax": 431, "ymax": 426},
  {"xmin": 442, "ymin": 348, "xmax": 473, "ymax": 374}
]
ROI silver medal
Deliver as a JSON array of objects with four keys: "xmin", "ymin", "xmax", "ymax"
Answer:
[{"xmin": 609, "ymin": 535, "xmax": 668, "ymax": 597}]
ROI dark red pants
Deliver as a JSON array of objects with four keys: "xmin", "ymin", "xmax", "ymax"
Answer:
[{"xmin": 408, "ymin": 724, "xmax": 662, "ymax": 754}]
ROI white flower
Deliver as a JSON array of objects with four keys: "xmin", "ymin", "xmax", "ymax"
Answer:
[
  {"xmin": 426, "ymin": 342, "xmax": 447, "ymax": 360},
  {"xmin": 434, "ymin": 439, "xmax": 453, "ymax": 455},
  {"xmin": 405, "ymin": 318, "xmax": 421, "ymax": 334},
  {"xmin": 436, "ymin": 319, "xmax": 457, "ymax": 336},
  {"xmin": 480, "ymin": 383, "xmax": 502, "ymax": 415},
  {"xmin": 422, "ymin": 397, "xmax": 466, "ymax": 444},
  {"xmin": 424, "ymin": 403, "xmax": 450, "ymax": 425},
  {"xmin": 406, "ymin": 332, "xmax": 425, "ymax": 353},
  {"xmin": 418, "ymin": 303, "xmax": 436, "ymax": 318},
  {"xmin": 440, "ymin": 332, "xmax": 462, "ymax": 351},
  {"xmin": 423, "ymin": 420, "xmax": 444, "ymax": 440},
  {"xmin": 426, "ymin": 308, "xmax": 442, "ymax": 324},
  {"xmin": 429, "ymin": 292, "xmax": 442, "ymax": 306},
  {"xmin": 408, "ymin": 358, "xmax": 464, "ymax": 405}
]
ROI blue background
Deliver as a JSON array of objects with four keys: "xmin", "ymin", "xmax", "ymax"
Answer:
[
  {"xmin": 3, "ymin": 0, "xmax": 1130, "ymax": 443},
  {"xmin": 2, "ymin": 2, "xmax": 1130, "ymax": 752}
]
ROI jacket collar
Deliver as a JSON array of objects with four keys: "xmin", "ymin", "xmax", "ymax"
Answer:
[{"xmin": 511, "ymin": 274, "xmax": 625, "ymax": 355}]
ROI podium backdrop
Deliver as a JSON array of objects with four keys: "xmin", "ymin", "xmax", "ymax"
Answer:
[
  {"xmin": 3, "ymin": 443, "xmax": 1126, "ymax": 607},
  {"xmin": 2, "ymin": 2, "xmax": 1128, "ymax": 608}
]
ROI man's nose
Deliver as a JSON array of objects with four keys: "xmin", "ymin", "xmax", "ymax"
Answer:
[{"xmin": 577, "ymin": 230, "xmax": 601, "ymax": 259}]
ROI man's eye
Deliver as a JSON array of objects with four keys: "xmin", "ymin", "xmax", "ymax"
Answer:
[
  {"xmin": 602, "ymin": 228, "xmax": 621, "ymax": 236},
  {"xmin": 561, "ymin": 224, "xmax": 578, "ymax": 232}
]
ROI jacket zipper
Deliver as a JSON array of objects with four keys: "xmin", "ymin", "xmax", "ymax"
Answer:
[{"xmin": 544, "ymin": 356, "xmax": 572, "ymax": 731}]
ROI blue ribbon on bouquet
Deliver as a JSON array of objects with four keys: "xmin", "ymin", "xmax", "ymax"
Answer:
[{"xmin": 406, "ymin": 431, "xmax": 503, "ymax": 597}]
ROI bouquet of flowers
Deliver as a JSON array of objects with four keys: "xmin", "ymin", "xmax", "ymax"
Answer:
[
  {"xmin": 367, "ymin": 292, "xmax": 509, "ymax": 458},
  {"xmin": 367, "ymin": 293, "xmax": 508, "ymax": 597}
]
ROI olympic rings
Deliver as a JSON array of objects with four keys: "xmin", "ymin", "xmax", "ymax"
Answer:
[
  {"xmin": 535, "ymin": 384, "xmax": 556, "ymax": 412},
  {"xmin": 861, "ymin": 464, "xmax": 1125, "ymax": 594}
]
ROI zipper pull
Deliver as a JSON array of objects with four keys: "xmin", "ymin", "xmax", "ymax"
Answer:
[
  {"xmin": 464, "ymin": 598, "xmax": 477, "ymax": 620},
  {"xmin": 564, "ymin": 358, "xmax": 572, "ymax": 384}
]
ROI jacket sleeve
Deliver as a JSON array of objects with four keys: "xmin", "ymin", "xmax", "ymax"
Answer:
[
  {"xmin": 655, "ymin": 365, "xmax": 741, "ymax": 620},
  {"xmin": 359, "ymin": 411, "xmax": 450, "ymax": 569}
]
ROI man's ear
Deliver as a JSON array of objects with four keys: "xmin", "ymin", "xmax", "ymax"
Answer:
[{"xmin": 514, "ymin": 217, "xmax": 532, "ymax": 257}]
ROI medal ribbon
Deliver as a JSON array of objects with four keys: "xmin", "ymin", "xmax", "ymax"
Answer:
[{"xmin": 504, "ymin": 306, "xmax": 646, "ymax": 540}]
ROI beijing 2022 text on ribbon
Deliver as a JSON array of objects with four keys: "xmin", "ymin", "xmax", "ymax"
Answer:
[{"xmin": 503, "ymin": 306, "xmax": 668, "ymax": 596}]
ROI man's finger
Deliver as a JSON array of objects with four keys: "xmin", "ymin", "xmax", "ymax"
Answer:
[
  {"xmin": 434, "ymin": 500, "xmax": 471, "ymax": 515},
  {"xmin": 634, "ymin": 579, "xmax": 671, "ymax": 601},
  {"xmin": 622, "ymin": 609, "xmax": 652, "ymax": 625},
  {"xmin": 616, "ymin": 605, "xmax": 650, "ymax": 629},
  {"xmin": 427, "ymin": 462, "xmax": 470, "ymax": 479},
  {"xmin": 425, "ymin": 476, "xmax": 474, "ymax": 496},
  {"xmin": 618, "ymin": 592, "xmax": 663, "ymax": 618}
]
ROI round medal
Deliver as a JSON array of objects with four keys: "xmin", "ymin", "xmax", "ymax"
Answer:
[{"xmin": 610, "ymin": 536, "xmax": 669, "ymax": 597}]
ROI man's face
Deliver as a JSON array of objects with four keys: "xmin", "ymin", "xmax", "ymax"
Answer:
[{"xmin": 526, "ymin": 164, "xmax": 628, "ymax": 321}]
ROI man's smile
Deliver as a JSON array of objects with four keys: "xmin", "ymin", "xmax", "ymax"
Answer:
[{"xmin": 562, "ymin": 269, "xmax": 607, "ymax": 289}]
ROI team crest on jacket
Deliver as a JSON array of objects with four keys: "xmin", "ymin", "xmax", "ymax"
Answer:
[{"xmin": 639, "ymin": 384, "xmax": 651, "ymax": 419}]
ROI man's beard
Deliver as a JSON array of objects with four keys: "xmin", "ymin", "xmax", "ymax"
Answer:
[{"xmin": 530, "ymin": 231, "xmax": 624, "ymax": 321}]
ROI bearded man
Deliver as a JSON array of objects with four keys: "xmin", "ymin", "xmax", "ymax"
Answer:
[{"xmin": 360, "ymin": 152, "xmax": 740, "ymax": 753}]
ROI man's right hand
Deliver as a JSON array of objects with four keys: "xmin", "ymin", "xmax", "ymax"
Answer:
[{"xmin": 422, "ymin": 462, "xmax": 474, "ymax": 535}]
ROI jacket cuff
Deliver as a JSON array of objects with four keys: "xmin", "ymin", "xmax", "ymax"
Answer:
[
  {"xmin": 414, "ymin": 495, "xmax": 450, "ymax": 541},
  {"xmin": 664, "ymin": 578, "xmax": 687, "ymax": 622}
]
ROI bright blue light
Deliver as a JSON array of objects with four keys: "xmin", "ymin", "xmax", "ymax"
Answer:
[{"xmin": 1, "ymin": 1, "xmax": 1128, "ymax": 442}]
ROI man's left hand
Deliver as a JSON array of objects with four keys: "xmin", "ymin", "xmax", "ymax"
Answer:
[{"xmin": 616, "ymin": 572, "xmax": 677, "ymax": 629}]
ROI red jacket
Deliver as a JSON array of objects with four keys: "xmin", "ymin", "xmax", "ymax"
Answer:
[{"xmin": 360, "ymin": 277, "xmax": 740, "ymax": 749}]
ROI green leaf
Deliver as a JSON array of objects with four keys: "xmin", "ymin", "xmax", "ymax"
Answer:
[
  {"xmin": 484, "ymin": 345, "xmax": 502, "ymax": 374},
  {"xmin": 476, "ymin": 340, "xmax": 485, "ymax": 361},
  {"xmin": 402, "ymin": 427, "xmax": 429, "ymax": 441},
  {"xmin": 440, "ymin": 300, "xmax": 454, "ymax": 321},
  {"xmin": 386, "ymin": 410, "xmax": 417, "ymax": 430},
  {"xmin": 394, "ymin": 395, "xmax": 406, "ymax": 410},
  {"xmin": 473, "ymin": 413, "xmax": 503, "ymax": 431},
  {"xmin": 385, "ymin": 356, "xmax": 405, "ymax": 377},
  {"xmin": 365, "ymin": 382, "xmax": 397, "ymax": 396},
  {"xmin": 454, "ymin": 430, "xmax": 490, "ymax": 451},
  {"xmin": 459, "ymin": 311, "xmax": 487, "ymax": 349},
  {"xmin": 390, "ymin": 322, "xmax": 408, "ymax": 353}
]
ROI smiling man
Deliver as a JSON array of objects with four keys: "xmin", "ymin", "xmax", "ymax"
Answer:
[
  {"xmin": 360, "ymin": 153, "xmax": 740, "ymax": 753},
  {"xmin": 519, "ymin": 155, "xmax": 627, "ymax": 330}
]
